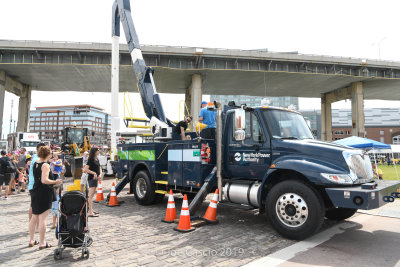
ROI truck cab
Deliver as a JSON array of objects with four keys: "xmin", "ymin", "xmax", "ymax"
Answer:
[
  {"xmin": 220, "ymin": 105, "xmax": 400, "ymax": 239},
  {"xmin": 7, "ymin": 132, "xmax": 40, "ymax": 154},
  {"xmin": 0, "ymin": 140, "xmax": 7, "ymax": 152}
]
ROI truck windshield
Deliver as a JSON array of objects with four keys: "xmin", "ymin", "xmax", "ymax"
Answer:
[
  {"xmin": 66, "ymin": 129, "xmax": 85, "ymax": 145},
  {"xmin": 0, "ymin": 142, "xmax": 6, "ymax": 150},
  {"xmin": 262, "ymin": 109, "xmax": 314, "ymax": 140},
  {"xmin": 21, "ymin": 141, "xmax": 40, "ymax": 147}
]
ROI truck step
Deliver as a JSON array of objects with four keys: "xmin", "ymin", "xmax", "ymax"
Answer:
[
  {"xmin": 155, "ymin": 180, "xmax": 168, "ymax": 185},
  {"xmin": 219, "ymin": 201, "xmax": 257, "ymax": 211},
  {"xmin": 155, "ymin": 190, "xmax": 168, "ymax": 194},
  {"xmin": 161, "ymin": 171, "xmax": 168, "ymax": 175}
]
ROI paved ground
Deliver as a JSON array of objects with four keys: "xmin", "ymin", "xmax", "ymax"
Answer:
[
  {"xmin": 0, "ymin": 178, "xmax": 297, "ymax": 266},
  {"xmin": 2, "ymin": 177, "xmax": 398, "ymax": 267},
  {"xmin": 246, "ymin": 201, "xmax": 400, "ymax": 267}
]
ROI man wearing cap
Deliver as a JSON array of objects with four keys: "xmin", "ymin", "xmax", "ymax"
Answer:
[
  {"xmin": 199, "ymin": 102, "xmax": 217, "ymax": 139},
  {"xmin": 201, "ymin": 101, "xmax": 208, "ymax": 109}
]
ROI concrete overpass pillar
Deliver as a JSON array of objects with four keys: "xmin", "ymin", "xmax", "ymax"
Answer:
[
  {"xmin": 185, "ymin": 74, "xmax": 202, "ymax": 130},
  {"xmin": 16, "ymin": 85, "xmax": 31, "ymax": 132},
  {"xmin": 351, "ymin": 82, "xmax": 365, "ymax": 137},
  {"xmin": 0, "ymin": 71, "xmax": 5, "ymax": 139},
  {"xmin": 321, "ymin": 93, "xmax": 332, "ymax": 141}
]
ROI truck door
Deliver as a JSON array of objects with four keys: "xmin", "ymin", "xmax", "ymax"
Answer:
[{"xmin": 226, "ymin": 111, "xmax": 271, "ymax": 179}]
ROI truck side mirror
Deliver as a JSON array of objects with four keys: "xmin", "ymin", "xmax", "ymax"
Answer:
[{"xmin": 234, "ymin": 109, "xmax": 246, "ymax": 141}]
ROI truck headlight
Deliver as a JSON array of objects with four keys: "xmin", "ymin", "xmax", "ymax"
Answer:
[
  {"xmin": 342, "ymin": 151, "xmax": 361, "ymax": 182},
  {"xmin": 321, "ymin": 173, "xmax": 354, "ymax": 184}
]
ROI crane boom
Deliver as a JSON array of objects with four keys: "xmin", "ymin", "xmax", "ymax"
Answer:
[{"xmin": 112, "ymin": 0, "xmax": 171, "ymax": 127}]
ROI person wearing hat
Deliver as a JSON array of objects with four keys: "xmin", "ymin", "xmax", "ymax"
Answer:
[
  {"xmin": 201, "ymin": 101, "xmax": 208, "ymax": 109},
  {"xmin": 199, "ymin": 102, "xmax": 217, "ymax": 139}
]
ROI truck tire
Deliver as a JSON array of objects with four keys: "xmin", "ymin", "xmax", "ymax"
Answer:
[
  {"xmin": 133, "ymin": 171, "xmax": 157, "ymax": 205},
  {"xmin": 266, "ymin": 180, "xmax": 325, "ymax": 240},
  {"xmin": 325, "ymin": 208, "xmax": 357, "ymax": 220}
]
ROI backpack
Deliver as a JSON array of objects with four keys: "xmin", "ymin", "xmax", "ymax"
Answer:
[{"xmin": 6, "ymin": 159, "xmax": 16, "ymax": 173}]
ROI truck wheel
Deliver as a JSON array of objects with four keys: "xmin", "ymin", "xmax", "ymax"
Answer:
[
  {"xmin": 266, "ymin": 180, "xmax": 325, "ymax": 240},
  {"xmin": 325, "ymin": 208, "xmax": 357, "ymax": 220},
  {"xmin": 133, "ymin": 171, "xmax": 157, "ymax": 205}
]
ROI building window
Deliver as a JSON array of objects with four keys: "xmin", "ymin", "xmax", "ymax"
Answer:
[
  {"xmin": 380, "ymin": 137, "xmax": 385, "ymax": 143},
  {"xmin": 393, "ymin": 135, "xmax": 400, "ymax": 145},
  {"xmin": 346, "ymin": 131, "xmax": 351, "ymax": 135},
  {"xmin": 380, "ymin": 130, "xmax": 384, "ymax": 135},
  {"xmin": 335, "ymin": 130, "xmax": 344, "ymax": 135}
]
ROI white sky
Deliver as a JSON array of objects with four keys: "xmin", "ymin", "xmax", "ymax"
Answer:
[{"xmin": 2, "ymin": 0, "xmax": 400, "ymax": 137}]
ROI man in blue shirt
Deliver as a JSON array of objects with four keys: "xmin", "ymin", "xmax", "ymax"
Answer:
[{"xmin": 199, "ymin": 102, "xmax": 216, "ymax": 139}]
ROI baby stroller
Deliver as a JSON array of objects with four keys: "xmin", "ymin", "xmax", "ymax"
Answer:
[{"xmin": 54, "ymin": 189, "xmax": 92, "ymax": 260}]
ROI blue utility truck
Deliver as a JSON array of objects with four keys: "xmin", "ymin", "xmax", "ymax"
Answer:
[{"xmin": 112, "ymin": 0, "xmax": 400, "ymax": 240}]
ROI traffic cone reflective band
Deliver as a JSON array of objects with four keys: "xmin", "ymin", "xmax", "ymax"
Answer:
[
  {"xmin": 202, "ymin": 189, "xmax": 219, "ymax": 224},
  {"xmin": 95, "ymin": 180, "xmax": 104, "ymax": 202},
  {"xmin": 162, "ymin": 189, "xmax": 176, "ymax": 223},
  {"xmin": 107, "ymin": 182, "xmax": 120, "ymax": 207},
  {"xmin": 173, "ymin": 194, "xmax": 195, "ymax": 232}
]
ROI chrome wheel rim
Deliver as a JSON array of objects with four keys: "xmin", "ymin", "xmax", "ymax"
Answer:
[
  {"xmin": 276, "ymin": 193, "xmax": 308, "ymax": 227},
  {"xmin": 136, "ymin": 177, "xmax": 147, "ymax": 199}
]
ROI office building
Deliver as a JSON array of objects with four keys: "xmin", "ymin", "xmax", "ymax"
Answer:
[{"xmin": 29, "ymin": 105, "xmax": 110, "ymax": 146}]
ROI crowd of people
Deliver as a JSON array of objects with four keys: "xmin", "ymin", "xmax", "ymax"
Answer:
[{"xmin": 0, "ymin": 144, "xmax": 103, "ymax": 249}]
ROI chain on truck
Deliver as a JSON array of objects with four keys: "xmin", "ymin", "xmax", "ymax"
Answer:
[{"xmin": 110, "ymin": 0, "xmax": 400, "ymax": 240}]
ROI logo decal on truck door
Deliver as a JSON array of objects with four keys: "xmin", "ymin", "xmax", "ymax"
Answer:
[
  {"xmin": 234, "ymin": 153, "xmax": 242, "ymax": 161},
  {"xmin": 234, "ymin": 152, "xmax": 270, "ymax": 163}
]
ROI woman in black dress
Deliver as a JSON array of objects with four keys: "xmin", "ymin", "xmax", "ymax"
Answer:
[
  {"xmin": 28, "ymin": 146, "xmax": 62, "ymax": 249},
  {"xmin": 84, "ymin": 147, "xmax": 102, "ymax": 217}
]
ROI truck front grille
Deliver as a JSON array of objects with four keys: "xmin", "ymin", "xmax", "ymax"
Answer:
[{"xmin": 351, "ymin": 154, "xmax": 373, "ymax": 180}]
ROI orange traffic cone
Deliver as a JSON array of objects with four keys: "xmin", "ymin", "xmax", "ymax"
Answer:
[
  {"xmin": 173, "ymin": 194, "xmax": 195, "ymax": 232},
  {"xmin": 162, "ymin": 190, "xmax": 176, "ymax": 223},
  {"xmin": 107, "ymin": 182, "xmax": 120, "ymax": 207},
  {"xmin": 202, "ymin": 189, "xmax": 219, "ymax": 224},
  {"xmin": 94, "ymin": 180, "xmax": 104, "ymax": 203}
]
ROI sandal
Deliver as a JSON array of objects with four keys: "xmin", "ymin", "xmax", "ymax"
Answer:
[
  {"xmin": 93, "ymin": 211, "xmax": 100, "ymax": 215},
  {"xmin": 39, "ymin": 243, "xmax": 52, "ymax": 250},
  {"xmin": 88, "ymin": 214, "xmax": 99, "ymax": 217},
  {"xmin": 28, "ymin": 240, "xmax": 39, "ymax": 247}
]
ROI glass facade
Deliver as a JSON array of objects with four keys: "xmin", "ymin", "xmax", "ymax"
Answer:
[
  {"xmin": 29, "ymin": 105, "xmax": 111, "ymax": 146},
  {"xmin": 210, "ymin": 95, "xmax": 299, "ymax": 110}
]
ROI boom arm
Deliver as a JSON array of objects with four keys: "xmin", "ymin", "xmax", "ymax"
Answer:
[{"xmin": 112, "ymin": 0, "xmax": 171, "ymax": 126}]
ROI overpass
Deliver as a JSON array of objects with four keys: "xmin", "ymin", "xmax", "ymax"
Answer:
[{"xmin": 1, "ymin": 39, "xmax": 400, "ymax": 140}]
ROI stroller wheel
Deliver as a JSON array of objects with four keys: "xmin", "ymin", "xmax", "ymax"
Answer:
[
  {"xmin": 87, "ymin": 237, "xmax": 93, "ymax": 247},
  {"xmin": 54, "ymin": 248, "xmax": 63, "ymax": 260},
  {"xmin": 82, "ymin": 248, "xmax": 89, "ymax": 259}
]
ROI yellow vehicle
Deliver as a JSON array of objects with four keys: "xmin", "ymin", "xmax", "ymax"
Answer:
[{"xmin": 62, "ymin": 127, "xmax": 93, "ymax": 179}]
